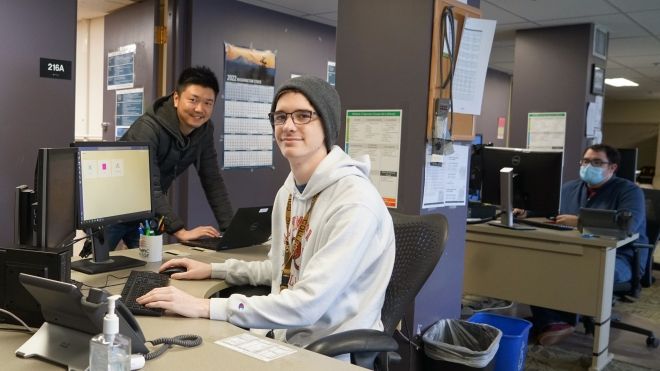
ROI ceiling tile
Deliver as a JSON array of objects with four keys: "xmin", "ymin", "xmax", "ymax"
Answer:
[
  {"xmin": 480, "ymin": 1, "xmax": 530, "ymax": 24},
  {"xmin": 236, "ymin": 0, "xmax": 305, "ymax": 17},
  {"xmin": 628, "ymin": 10, "xmax": 660, "ymax": 35},
  {"xmin": 604, "ymin": 66, "xmax": 645, "ymax": 79},
  {"xmin": 494, "ymin": 21, "xmax": 538, "ymax": 33},
  {"xmin": 635, "ymin": 66, "xmax": 660, "ymax": 78},
  {"xmin": 249, "ymin": 0, "xmax": 338, "ymax": 15},
  {"xmin": 538, "ymin": 14, "xmax": 648, "ymax": 38},
  {"xmin": 609, "ymin": 36, "xmax": 660, "ymax": 57},
  {"xmin": 609, "ymin": 54, "xmax": 660, "ymax": 68},
  {"xmin": 482, "ymin": 0, "xmax": 617, "ymax": 21},
  {"xmin": 607, "ymin": 0, "xmax": 660, "ymax": 12}
]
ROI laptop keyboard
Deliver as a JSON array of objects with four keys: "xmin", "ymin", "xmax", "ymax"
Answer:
[
  {"xmin": 120, "ymin": 270, "xmax": 169, "ymax": 316},
  {"xmin": 181, "ymin": 236, "xmax": 223, "ymax": 250},
  {"xmin": 515, "ymin": 218, "xmax": 575, "ymax": 231}
]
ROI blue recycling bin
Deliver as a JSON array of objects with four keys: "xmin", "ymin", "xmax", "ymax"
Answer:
[{"xmin": 468, "ymin": 312, "xmax": 532, "ymax": 371}]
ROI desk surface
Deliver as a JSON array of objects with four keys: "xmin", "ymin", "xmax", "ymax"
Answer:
[
  {"xmin": 464, "ymin": 223, "xmax": 638, "ymax": 371},
  {"xmin": 3, "ymin": 244, "xmax": 363, "ymax": 370},
  {"xmin": 467, "ymin": 221, "xmax": 637, "ymax": 249}
]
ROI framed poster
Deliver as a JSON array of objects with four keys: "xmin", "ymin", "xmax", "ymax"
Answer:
[{"xmin": 591, "ymin": 65, "xmax": 605, "ymax": 96}]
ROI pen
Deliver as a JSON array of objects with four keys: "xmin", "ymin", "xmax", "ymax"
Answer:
[
  {"xmin": 145, "ymin": 219, "xmax": 151, "ymax": 235},
  {"xmin": 157, "ymin": 216, "xmax": 165, "ymax": 234}
]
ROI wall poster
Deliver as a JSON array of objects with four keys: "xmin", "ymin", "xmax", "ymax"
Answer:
[
  {"xmin": 107, "ymin": 44, "xmax": 136, "ymax": 90},
  {"xmin": 527, "ymin": 112, "xmax": 566, "ymax": 151},
  {"xmin": 223, "ymin": 43, "xmax": 276, "ymax": 169},
  {"xmin": 345, "ymin": 110, "xmax": 402, "ymax": 208},
  {"xmin": 115, "ymin": 88, "xmax": 143, "ymax": 140},
  {"xmin": 327, "ymin": 61, "xmax": 336, "ymax": 86}
]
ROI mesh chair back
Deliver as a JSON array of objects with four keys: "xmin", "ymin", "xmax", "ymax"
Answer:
[{"xmin": 381, "ymin": 211, "xmax": 448, "ymax": 335}]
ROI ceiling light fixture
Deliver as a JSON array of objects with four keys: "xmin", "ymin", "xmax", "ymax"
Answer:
[{"xmin": 604, "ymin": 78, "xmax": 638, "ymax": 87}]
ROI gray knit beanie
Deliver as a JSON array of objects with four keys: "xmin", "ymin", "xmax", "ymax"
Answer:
[{"xmin": 271, "ymin": 76, "xmax": 340, "ymax": 152}]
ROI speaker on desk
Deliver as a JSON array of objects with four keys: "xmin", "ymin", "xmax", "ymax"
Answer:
[{"xmin": 14, "ymin": 185, "xmax": 35, "ymax": 246}]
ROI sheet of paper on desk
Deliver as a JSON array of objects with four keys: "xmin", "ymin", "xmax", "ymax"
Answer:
[{"xmin": 215, "ymin": 333, "xmax": 297, "ymax": 361}]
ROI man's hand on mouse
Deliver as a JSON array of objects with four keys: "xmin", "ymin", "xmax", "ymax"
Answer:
[{"xmin": 159, "ymin": 257, "xmax": 212, "ymax": 280}]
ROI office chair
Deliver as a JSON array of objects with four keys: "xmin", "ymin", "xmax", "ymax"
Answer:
[
  {"xmin": 583, "ymin": 188, "xmax": 659, "ymax": 348},
  {"xmin": 609, "ymin": 188, "xmax": 659, "ymax": 347},
  {"xmin": 305, "ymin": 211, "xmax": 449, "ymax": 370}
]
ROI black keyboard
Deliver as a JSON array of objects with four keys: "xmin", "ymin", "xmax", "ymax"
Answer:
[
  {"xmin": 515, "ymin": 218, "xmax": 575, "ymax": 231},
  {"xmin": 181, "ymin": 236, "xmax": 223, "ymax": 250},
  {"xmin": 120, "ymin": 270, "xmax": 169, "ymax": 316}
]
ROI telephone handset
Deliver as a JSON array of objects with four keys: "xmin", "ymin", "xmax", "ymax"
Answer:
[{"xmin": 18, "ymin": 273, "xmax": 148, "ymax": 354}]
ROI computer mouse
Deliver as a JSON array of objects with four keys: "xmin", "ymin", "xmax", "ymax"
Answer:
[{"xmin": 160, "ymin": 266, "xmax": 186, "ymax": 277}]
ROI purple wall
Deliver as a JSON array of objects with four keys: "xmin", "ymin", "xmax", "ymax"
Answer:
[
  {"xmin": 336, "ymin": 0, "xmax": 468, "ymax": 369},
  {"xmin": 103, "ymin": 0, "xmax": 158, "ymax": 141},
  {"xmin": 0, "ymin": 0, "xmax": 77, "ymax": 247},
  {"xmin": 510, "ymin": 24, "xmax": 599, "ymax": 182},
  {"xmin": 183, "ymin": 0, "xmax": 337, "ymax": 227},
  {"xmin": 477, "ymin": 69, "xmax": 512, "ymax": 147}
]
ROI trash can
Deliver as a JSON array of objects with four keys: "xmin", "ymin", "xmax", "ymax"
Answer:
[
  {"xmin": 422, "ymin": 319, "xmax": 502, "ymax": 371},
  {"xmin": 468, "ymin": 312, "xmax": 532, "ymax": 371}
]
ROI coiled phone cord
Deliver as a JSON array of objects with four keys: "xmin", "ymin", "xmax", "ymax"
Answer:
[{"xmin": 144, "ymin": 334, "xmax": 203, "ymax": 360}]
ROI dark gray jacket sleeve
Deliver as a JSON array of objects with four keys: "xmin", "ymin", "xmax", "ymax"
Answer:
[
  {"xmin": 121, "ymin": 118, "xmax": 186, "ymax": 234},
  {"xmin": 195, "ymin": 123, "xmax": 233, "ymax": 230}
]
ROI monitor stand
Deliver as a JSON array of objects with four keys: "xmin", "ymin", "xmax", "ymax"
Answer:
[
  {"xmin": 16, "ymin": 322, "xmax": 90, "ymax": 371},
  {"xmin": 71, "ymin": 227, "xmax": 145, "ymax": 274},
  {"xmin": 488, "ymin": 167, "xmax": 535, "ymax": 231}
]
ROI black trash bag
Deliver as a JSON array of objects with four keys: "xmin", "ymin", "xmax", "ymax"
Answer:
[{"xmin": 422, "ymin": 319, "xmax": 502, "ymax": 368}]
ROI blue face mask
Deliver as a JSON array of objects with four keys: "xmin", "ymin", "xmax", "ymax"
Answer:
[{"xmin": 580, "ymin": 165, "xmax": 605, "ymax": 186}]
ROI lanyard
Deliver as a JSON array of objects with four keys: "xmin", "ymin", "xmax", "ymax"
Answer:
[{"xmin": 281, "ymin": 192, "xmax": 320, "ymax": 290}]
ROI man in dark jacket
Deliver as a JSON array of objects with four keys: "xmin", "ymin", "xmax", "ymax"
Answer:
[
  {"xmin": 527, "ymin": 144, "xmax": 647, "ymax": 346},
  {"xmin": 105, "ymin": 66, "xmax": 233, "ymax": 249}
]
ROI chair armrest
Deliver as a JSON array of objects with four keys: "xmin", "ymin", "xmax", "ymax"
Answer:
[
  {"xmin": 305, "ymin": 329, "xmax": 398, "ymax": 358},
  {"xmin": 631, "ymin": 242, "xmax": 654, "ymax": 288}
]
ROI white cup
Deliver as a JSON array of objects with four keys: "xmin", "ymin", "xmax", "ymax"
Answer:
[{"xmin": 139, "ymin": 234, "xmax": 163, "ymax": 262}]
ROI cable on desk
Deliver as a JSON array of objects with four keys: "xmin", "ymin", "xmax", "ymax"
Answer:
[
  {"xmin": 144, "ymin": 334, "xmax": 203, "ymax": 360},
  {"xmin": 0, "ymin": 308, "xmax": 36, "ymax": 334}
]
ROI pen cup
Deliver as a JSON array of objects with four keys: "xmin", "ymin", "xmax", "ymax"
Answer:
[{"xmin": 139, "ymin": 234, "xmax": 163, "ymax": 262}]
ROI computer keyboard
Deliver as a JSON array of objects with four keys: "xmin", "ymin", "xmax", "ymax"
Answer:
[
  {"xmin": 120, "ymin": 270, "xmax": 169, "ymax": 316},
  {"xmin": 181, "ymin": 236, "xmax": 223, "ymax": 250},
  {"xmin": 515, "ymin": 218, "xmax": 576, "ymax": 231}
]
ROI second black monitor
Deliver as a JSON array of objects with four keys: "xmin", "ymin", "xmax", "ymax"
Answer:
[{"xmin": 480, "ymin": 147, "xmax": 564, "ymax": 217}]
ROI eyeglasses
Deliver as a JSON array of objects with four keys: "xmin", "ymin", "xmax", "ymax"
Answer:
[
  {"xmin": 579, "ymin": 158, "xmax": 610, "ymax": 167},
  {"xmin": 268, "ymin": 110, "xmax": 318, "ymax": 126}
]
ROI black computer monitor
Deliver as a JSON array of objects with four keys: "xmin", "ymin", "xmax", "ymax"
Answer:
[
  {"xmin": 70, "ymin": 142, "xmax": 153, "ymax": 274},
  {"xmin": 32, "ymin": 148, "xmax": 78, "ymax": 249},
  {"xmin": 616, "ymin": 148, "xmax": 638, "ymax": 182},
  {"xmin": 480, "ymin": 147, "xmax": 564, "ymax": 220}
]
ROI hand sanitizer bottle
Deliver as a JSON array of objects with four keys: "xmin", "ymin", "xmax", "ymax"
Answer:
[{"xmin": 89, "ymin": 295, "xmax": 131, "ymax": 371}]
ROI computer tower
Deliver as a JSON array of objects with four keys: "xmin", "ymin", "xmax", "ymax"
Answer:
[{"xmin": 0, "ymin": 246, "xmax": 72, "ymax": 327}]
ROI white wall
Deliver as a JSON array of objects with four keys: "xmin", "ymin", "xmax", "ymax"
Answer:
[{"xmin": 75, "ymin": 17, "xmax": 105, "ymax": 140}]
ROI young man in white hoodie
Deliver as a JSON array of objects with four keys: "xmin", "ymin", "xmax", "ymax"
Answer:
[{"xmin": 138, "ymin": 76, "xmax": 396, "ymax": 349}]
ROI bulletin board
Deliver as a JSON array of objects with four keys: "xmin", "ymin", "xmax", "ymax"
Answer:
[{"xmin": 427, "ymin": 0, "xmax": 481, "ymax": 142}]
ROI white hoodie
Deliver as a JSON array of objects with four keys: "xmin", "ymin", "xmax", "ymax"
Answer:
[{"xmin": 209, "ymin": 146, "xmax": 396, "ymax": 347}]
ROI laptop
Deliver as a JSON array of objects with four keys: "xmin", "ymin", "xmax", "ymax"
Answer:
[{"xmin": 182, "ymin": 206, "xmax": 272, "ymax": 250}]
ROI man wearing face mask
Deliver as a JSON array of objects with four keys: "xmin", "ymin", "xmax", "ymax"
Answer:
[{"xmin": 528, "ymin": 143, "xmax": 648, "ymax": 346}]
